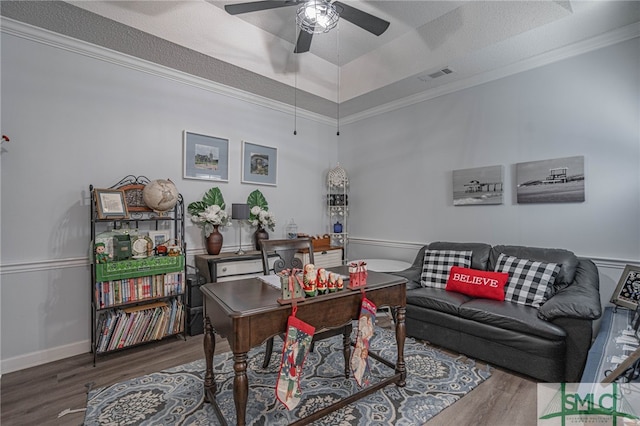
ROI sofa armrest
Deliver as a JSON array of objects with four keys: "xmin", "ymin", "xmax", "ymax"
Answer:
[
  {"xmin": 389, "ymin": 245, "xmax": 427, "ymax": 290},
  {"xmin": 538, "ymin": 258, "xmax": 602, "ymax": 321},
  {"xmin": 390, "ymin": 266, "xmax": 423, "ymax": 290}
]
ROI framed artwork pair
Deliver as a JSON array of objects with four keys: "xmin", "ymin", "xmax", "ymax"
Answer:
[
  {"xmin": 452, "ymin": 155, "xmax": 585, "ymax": 206},
  {"xmin": 183, "ymin": 131, "xmax": 277, "ymax": 186}
]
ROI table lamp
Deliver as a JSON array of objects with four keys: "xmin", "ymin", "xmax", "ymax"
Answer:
[{"xmin": 232, "ymin": 203, "xmax": 250, "ymax": 255}]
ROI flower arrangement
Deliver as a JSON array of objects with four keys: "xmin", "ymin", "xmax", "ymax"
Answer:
[
  {"xmin": 187, "ymin": 187, "xmax": 230, "ymax": 237},
  {"xmin": 247, "ymin": 189, "xmax": 276, "ymax": 231}
]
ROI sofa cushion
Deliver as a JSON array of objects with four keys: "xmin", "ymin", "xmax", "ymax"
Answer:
[
  {"xmin": 428, "ymin": 242, "xmax": 492, "ymax": 270},
  {"xmin": 489, "ymin": 245, "xmax": 578, "ymax": 293},
  {"xmin": 420, "ymin": 249, "xmax": 472, "ymax": 288},
  {"xmin": 406, "ymin": 287, "xmax": 472, "ymax": 316},
  {"xmin": 445, "ymin": 266, "xmax": 509, "ymax": 301},
  {"xmin": 494, "ymin": 254, "xmax": 560, "ymax": 308},
  {"xmin": 459, "ymin": 299, "xmax": 567, "ymax": 341}
]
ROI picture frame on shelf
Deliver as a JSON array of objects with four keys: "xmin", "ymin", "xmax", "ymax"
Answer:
[
  {"xmin": 610, "ymin": 264, "xmax": 640, "ymax": 310},
  {"xmin": 241, "ymin": 141, "xmax": 277, "ymax": 186},
  {"xmin": 183, "ymin": 131, "xmax": 229, "ymax": 182},
  {"xmin": 94, "ymin": 188, "xmax": 129, "ymax": 219},
  {"xmin": 148, "ymin": 230, "xmax": 171, "ymax": 251},
  {"xmin": 120, "ymin": 183, "xmax": 152, "ymax": 212}
]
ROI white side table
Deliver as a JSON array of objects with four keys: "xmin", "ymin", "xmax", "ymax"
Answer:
[{"xmin": 351, "ymin": 258, "xmax": 412, "ymax": 272}]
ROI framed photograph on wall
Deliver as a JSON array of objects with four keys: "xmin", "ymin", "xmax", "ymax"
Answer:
[
  {"xmin": 241, "ymin": 141, "xmax": 277, "ymax": 186},
  {"xmin": 94, "ymin": 188, "xmax": 129, "ymax": 219},
  {"xmin": 183, "ymin": 131, "xmax": 229, "ymax": 182},
  {"xmin": 515, "ymin": 155, "xmax": 585, "ymax": 204},
  {"xmin": 452, "ymin": 165, "xmax": 504, "ymax": 205},
  {"xmin": 610, "ymin": 264, "xmax": 640, "ymax": 310}
]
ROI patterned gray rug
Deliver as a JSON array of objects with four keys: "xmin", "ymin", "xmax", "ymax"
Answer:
[{"xmin": 84, "ymin": 326, "xmax": 491, "ymax": 425}]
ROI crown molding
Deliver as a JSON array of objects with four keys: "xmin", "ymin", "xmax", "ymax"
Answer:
[
  {"xmin": 0, "ymin": 17, "xmax": 335, "ymax": 127},
  {"xmin": 341, "ymin": 22, "xmax": 640, "ymax": 125},
  {"xmin": 2, "ymin": 17, "xmax": 638, "ymax": 128}
]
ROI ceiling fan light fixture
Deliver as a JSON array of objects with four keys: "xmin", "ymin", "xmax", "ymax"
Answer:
[{"xmin": 296, "ymin": 0, "xmax": 339, "ymax": 34}]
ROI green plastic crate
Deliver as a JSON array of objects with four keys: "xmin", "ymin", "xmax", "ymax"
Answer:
[{"xmin": 96, "ymin": 255, "xmax": 184, "ymax": 282}]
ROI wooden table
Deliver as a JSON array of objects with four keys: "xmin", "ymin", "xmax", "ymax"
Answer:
[{"xmin": 201, "ymin": 267, "xmax": 407, "ymax": 425}]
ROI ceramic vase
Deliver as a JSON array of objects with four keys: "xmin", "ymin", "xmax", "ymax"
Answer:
[
  {"xmin": 254, "ymin": 227, "xmax": 269, "ymax": 250},
  {"xmin": 206, "ymin": 225, "xmax": 223, "ymax": 255}
]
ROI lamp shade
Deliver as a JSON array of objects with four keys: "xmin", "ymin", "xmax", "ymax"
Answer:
[{"xmin": 231, "ymin": 203, "xmax": 250, "ymax": 220}]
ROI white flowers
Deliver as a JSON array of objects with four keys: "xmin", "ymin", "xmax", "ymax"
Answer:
[
  {"xmin": 191, "ymin": 204, "xmax": 229, "ymax": 237},
  {"xmin": 250, "ymin": 206, "xmax": 276, "ymax": 231}
]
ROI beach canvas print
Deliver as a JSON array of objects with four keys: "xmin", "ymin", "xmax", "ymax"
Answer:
[
  {"xmin": 516, "ymin": 156, "xmax": 585, "ymax": 203},
  {"xmin": 453, "ymin": 165, "xmax": 504, "ymax": 206}
]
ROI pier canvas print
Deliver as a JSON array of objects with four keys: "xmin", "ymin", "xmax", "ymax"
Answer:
[
  {"xmin": 516, "ymin": 156, "xmax": 584, "ymax": 204},
  {"xmin": 453, "ymin": 165, "xmax": 503, "ymax": 205}
]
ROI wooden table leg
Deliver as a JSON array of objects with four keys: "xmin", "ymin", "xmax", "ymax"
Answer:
[
  {"xmin": 203, "ymin": 317, "xmax": 217, "ymax": 401},
  {"xmin": 395, "ymin": 307, "xmax": 406, "ymax": 387},
  {"xmin": 342, "ymin": 324, "xmax": 352, "ymax": 378},
  {"xmin": 233, "ymin": 352, "xmax": 249, "ymax": 426}
]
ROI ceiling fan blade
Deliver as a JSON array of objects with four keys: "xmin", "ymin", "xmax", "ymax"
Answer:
[
  {"xmin": 333, "ymin": 1, "xmax": 389, "ymax": 36},
  {"xmin": 224, "ymin": 1, "xmax": 299, "ymax": 15},
  {"xmin": 294, "ymin": 30, "xmax": 313, "ymax": 53}
]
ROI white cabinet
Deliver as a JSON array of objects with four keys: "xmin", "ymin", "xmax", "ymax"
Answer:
[
  {"xmin": 195, "ymin": 251, "xmax": 277, "ymax": 283},
  {"xmin": 295, "ymin": 247, "xmax": 343, "ymax": 269}
]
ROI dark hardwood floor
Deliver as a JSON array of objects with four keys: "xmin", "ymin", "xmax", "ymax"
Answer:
[{"xmin": 1, "ymin": 320, "xmax": 538, "ymax": 425}]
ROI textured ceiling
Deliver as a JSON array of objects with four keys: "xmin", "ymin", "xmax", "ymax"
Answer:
[{"xmin": 2, "ymin": 1, "xmax": 639, "ymax": 120}]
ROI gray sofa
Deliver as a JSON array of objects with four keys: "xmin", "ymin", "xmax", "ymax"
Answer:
[{"xmin": 392, "ymin": 242, "xmax": 602, "ymax": 382}]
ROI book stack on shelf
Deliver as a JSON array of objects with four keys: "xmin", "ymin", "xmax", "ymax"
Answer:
[
  {"xmin": 96, "ymin": 299, "xmax": 184, "ymax": 353},
  {"xmin": 96, "ymin": 272, "xmax": 184, "ymax": 308}
]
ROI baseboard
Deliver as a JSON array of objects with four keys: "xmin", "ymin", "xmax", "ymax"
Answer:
[{"xmin": 1, "ymin": 340, "xmax": 89, "ymax": 375}]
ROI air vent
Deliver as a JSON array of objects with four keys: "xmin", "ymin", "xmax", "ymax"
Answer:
[{"xmin": 417, "ymin": 67, "xmax": 454, "ymax": 82}]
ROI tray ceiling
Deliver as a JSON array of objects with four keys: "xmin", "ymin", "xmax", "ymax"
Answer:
[{"xmin": 2, "ymin": 1, "xmax": 639, "ymax": 119}]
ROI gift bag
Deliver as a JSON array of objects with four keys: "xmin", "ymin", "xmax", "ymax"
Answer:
[
  {"xmin": 276, "ymin": 305, "xmax": 315, "ymax": 410},
  {"xmin": 350, "ymin": 296, "xmax": 377, "ymax": 387},
  {"xmin": 348, "ymin": 261, "xmax": 368, "ymax": 289},
  {"xmin": 278, "ymin": 268, "xmax": 304, "ymax": 302}
]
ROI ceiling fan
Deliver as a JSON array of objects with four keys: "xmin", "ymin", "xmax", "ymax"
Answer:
[{"xmin": 224, "ymin": 0, "xmax": 390, "ymax": 54}]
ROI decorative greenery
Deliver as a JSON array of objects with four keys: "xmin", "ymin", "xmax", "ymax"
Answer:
[
  {"xmin": 188, "ymin": 187, "xmax": 230, "ymax": 237},
  {"xmin": 247, "ymin": 189, "xmax": 276, "ymax": 231}
]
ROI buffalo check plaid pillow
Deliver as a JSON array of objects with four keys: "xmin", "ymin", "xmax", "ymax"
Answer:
[
  {"xmin": 494, "ymin": 253, "xmax": 561, "ymax": 308},
  {"xmin": 421, "ymin": 249, "xmax": 472, "ymax": 289}
]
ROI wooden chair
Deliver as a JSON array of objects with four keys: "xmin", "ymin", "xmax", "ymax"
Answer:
[{"xmin": 259, "ymin": 238, "xmax": 352, "ymax": 377}]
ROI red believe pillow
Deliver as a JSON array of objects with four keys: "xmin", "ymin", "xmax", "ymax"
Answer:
[{"xmin": 445, "ymin": 266, "xmax": 509, "ymax": 301}]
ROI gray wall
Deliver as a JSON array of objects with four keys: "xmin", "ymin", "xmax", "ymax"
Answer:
[
  {"xmin": 0, "ymin": 27, "xmax": 338, "ymax": 372},
  {"xmin": 344, "ymin": 37, "xmax": 639, "ymax": 261},
  {"xmin": 1, "ymin": 21, "xmax": 638, "ymax": 373},
  {"xmin": 342, "ymin": 37, "xmax": 640, "ymax": 311}
]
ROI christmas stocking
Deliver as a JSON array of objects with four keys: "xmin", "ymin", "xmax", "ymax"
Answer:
[
  {"xmin": 276, "ymin": 305, "xmax": 315, "ymax": 410},
  {"xmin": 351, "ymin": 296, "xmax": 377, "ymax": 387}
]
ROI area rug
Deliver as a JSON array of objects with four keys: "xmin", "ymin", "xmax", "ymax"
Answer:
[{"xmin": 84, "ymin": 326, "xmax": 491, "ymax": 425}]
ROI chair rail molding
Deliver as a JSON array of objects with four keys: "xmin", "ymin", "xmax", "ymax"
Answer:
[{"xmin": 348, "ymin": 237, "xmax": 637, "ymax": 270}]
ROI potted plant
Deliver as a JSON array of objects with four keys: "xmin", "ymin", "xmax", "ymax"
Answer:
[
  {"xmin": 247, "ymin": 189, "xmax": 276, "ymax": 249},
  {"xmin": 188, "ymin": 187, "xmax": 229, "ymax": 255}
]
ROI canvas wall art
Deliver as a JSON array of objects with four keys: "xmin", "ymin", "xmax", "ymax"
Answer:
[
  {"xmin": 452, "ymin": 165, "xmax": 504, "ymax": 206},
  {"xmin": 516, "ymin": 156, "xmax": 584, "ymax": 203}
]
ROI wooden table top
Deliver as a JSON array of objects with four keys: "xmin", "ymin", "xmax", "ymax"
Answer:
[{"xmin": 200, "ymin": 266, "xmax": 406, "ymax": 318}]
